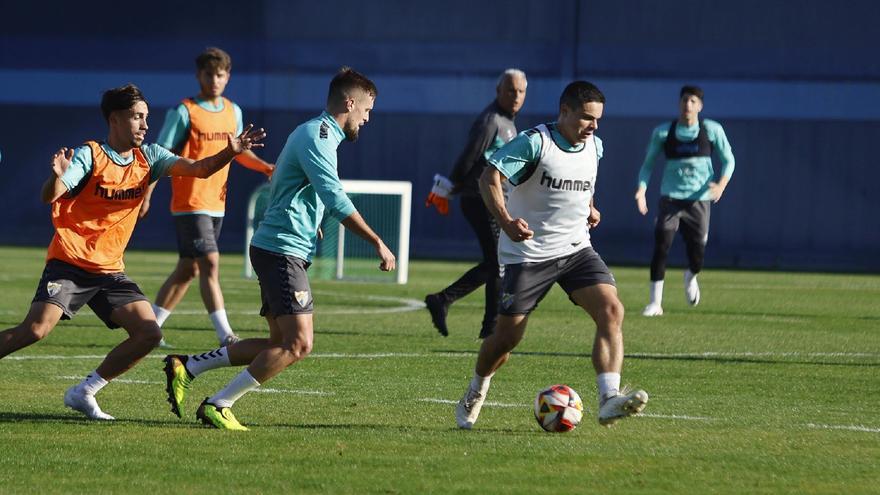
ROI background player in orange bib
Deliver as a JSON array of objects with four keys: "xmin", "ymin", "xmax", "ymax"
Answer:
[
  {"xmin": 0, "ymin": 84, "xmax": 265, "ymax": 421},
  {"xmin": 144, "ymin": 47, "xmax": 275, "ymax": 347}
]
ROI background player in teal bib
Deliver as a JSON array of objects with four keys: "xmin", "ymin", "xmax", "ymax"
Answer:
[
  {"xmin": 634, "ymin": 86, "xmax": 735, "ymax": 317},
  {"xmin": 162, "ymin": 68, "xmax": 395, "ymax": 430},
  {"xmin": 455, "ymin": 81, "xmax": 648, "ymax": 430}
]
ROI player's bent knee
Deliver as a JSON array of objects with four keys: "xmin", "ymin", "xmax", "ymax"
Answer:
[
  {"xmin": 132, "ymin": 325, "xmax": 163, "ymax": 348},
  {"xmin": 282, "ymin": 341, "xmax": 313, "ymax": 362},
  {"xmin": 25, "ymin": 321, "xmax": 54, "ymax": 342},
  {"xmin": 598, "ymin": 299, "xmax": 625, "ymax": 327}
]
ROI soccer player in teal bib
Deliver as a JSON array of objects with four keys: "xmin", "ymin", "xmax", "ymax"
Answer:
[
  {"xmin": 634, "ymin": 86, "xmax": 735, "ymax": 316},
  {"xmin": 162, "ymin": 68, "xmax": 396, "ymax": 430},
  {"xmin": 455, "ymin": 81, "xmax": 648, "ymax": 429}
]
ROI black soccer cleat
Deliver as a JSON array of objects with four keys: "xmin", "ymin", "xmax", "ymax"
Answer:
[{"xmin": 424, "ymin": 293, "xmax": 450, "ymax": 337}]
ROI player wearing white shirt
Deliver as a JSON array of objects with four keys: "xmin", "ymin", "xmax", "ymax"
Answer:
[{"xmin": 455, "ymin": 81, "xmax": 648, "ymax": 429}]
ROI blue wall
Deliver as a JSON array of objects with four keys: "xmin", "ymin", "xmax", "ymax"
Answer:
[{"xmin": 1, "ymin": 0, "xmax": 878, "ymax": 271}]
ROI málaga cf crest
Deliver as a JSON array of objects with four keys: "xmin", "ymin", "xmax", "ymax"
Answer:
[
  {"xmin": 294, "ymin": 290, "xmax": 310, "ymax": 307},
  {"xmin": 47, "ymin": 281, "xmax": 62, "ymax": 297}
]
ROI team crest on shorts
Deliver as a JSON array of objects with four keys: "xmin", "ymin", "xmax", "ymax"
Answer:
[
  {"xmin": 46, "ymin": 281, "xmax": 62, "ymax": 297},
  {"xmin": 500, "ymin": 292, "xmax": 515, "ymax": 310},
  {"xmin": 294, "ymin": 290, "xmax": 310, "ymax": 307}
]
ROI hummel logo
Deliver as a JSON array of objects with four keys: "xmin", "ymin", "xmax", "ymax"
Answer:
[{"xmin": 540, "ymin": 171, "xmax": 592, "ymax": 192}]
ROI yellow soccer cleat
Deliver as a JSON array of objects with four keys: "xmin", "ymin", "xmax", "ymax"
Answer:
[
  {"xmin": 196, "ymin": 398, "xmax": 249, "ymax": 431},
  {"xmin": 163, "ymin": 355, "xmax": 193, "ymax": 418}
]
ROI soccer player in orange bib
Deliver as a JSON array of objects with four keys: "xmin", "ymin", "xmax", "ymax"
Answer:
[
  {"xmin": 0, "ymin": 84, "xmax": 265, "ymax": 421},
  {"xmin": 144, "ymin": 48, "xmax": 275, "ymax": 347}
]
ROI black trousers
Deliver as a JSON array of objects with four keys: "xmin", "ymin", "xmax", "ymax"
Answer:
[
  {"xmin": 440, "ymin": 195, "xmax": 501, "ymax": 327},
  {"xmin": 650, "ymin": 197, "xmax": 711, "ymax": 281}
]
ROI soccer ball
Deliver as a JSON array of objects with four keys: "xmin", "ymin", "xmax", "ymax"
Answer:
[{"xmin": 534, "ymin": 384, "xmax": 584, "ymax": 432}]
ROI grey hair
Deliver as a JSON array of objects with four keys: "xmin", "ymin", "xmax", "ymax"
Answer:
[{"xmin": 497, "ymin": 68, "xmax": 527, "ymax": 89}]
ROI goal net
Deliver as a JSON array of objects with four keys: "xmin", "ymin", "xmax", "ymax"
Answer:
[{"xmin": 244, "ymin": 180, "xmax": 411, "ymax": 284}]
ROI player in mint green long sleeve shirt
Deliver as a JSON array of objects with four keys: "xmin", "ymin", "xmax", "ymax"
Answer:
[
  {"xmin": 162, "ymin": 68, "xmax": 396, "ymax": 430},
  {"xmin": 634, "ymin": 86, "xmax": 736, "ymax": 317}
]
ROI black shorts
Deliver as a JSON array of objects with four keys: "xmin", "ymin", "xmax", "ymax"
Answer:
[
  {"xmin": 32, "ymin": 259, "xmax": 148, "ymax": 329},
  {"xmin": 655, "ymin": 197, "xmax": 711, "ymax": 245},
  {"xmin": 499, "ymin": 247, "xmax": 616, "ymax": 316},
  {"xmin": 250, "ymin": 245, "xmax": 314, "ymax": 316},
  {"xmin": 175, "ymin": 214, "xmax": 223, "ymax": 258}
]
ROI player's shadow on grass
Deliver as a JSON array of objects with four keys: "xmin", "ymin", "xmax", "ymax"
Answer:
[
  {"xmin": 0, "ymin": 411, "xmax": 197, "ymax": 428},
  {"xmin": 433, "ymin": 349, "xmax": 880, "ymax": 368},
  {"xmin": 264, "ymin": 421, "xmax": 536, "ymax": 435}
]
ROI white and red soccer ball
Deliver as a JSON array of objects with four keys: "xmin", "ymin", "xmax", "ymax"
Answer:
[{"xmin": 534, "ymin": 384, "xmax": 584, "ymax": 432}]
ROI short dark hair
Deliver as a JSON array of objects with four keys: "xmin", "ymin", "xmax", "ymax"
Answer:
[
  {"xmin": 680, "ymin": 85, "xmax": 704, "ymax": 101},
  {"xmin": 559, "ymin": 81, "xmax": 605, "ymax": 110},
  {"xmin": 101, "ymin": 84, "xmax": 147, "ymax": 122},
  {"xmin": 327, "ymin": 67, "xmax": 378, "ymax": 105},
  {"xmin": 196, "ymin": 47, "xmax": 232, "ymax": 73}
]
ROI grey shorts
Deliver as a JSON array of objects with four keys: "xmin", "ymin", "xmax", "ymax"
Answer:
[
  {"xmin": 32, "ymin": 259, "xmax": 148, "ymax": 329},
  {"xmin": 250, "ymin": 245, "xmax": 314, "ymax": 316},
  {"xmin": 656, "ymin": 197, "xmax": 711, "ymax": 245},
  {"xmin": 175, "ymin": 214, "xmax": 223, "ymax": 258},
  {"xmin": 499, "ymin": 247, "xmax": 616, "ymax": 316}
]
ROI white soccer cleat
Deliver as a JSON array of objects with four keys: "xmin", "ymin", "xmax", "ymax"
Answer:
[
  {"xmin": 64, "ymin": 386, "xmax": 115, "ymax": 421},
  {"xmin": 598, "ymin": 388, "xmax": 648, "ymax": 426},
  {"xmin": 455, "ymin": 387, "xmax": 486, "ymax": 430},
  {"xmin": 684, "ymin": 271, "xmax": 701, "ymax": 306},
  {"xmin": 642, "ymin": 302, "xmax": 664, "ymax": 317}
]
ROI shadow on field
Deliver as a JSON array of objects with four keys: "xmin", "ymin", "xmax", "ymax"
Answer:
[
  {"xmin": 433, "ymin": 350, "xmax": 880, "ymax": 368},
  {"xmin": 0, "ymin": 411, "xmax": 196, "ymax": 428},
  {"xmin": 262, "ymin": 421, "xmax": 536, "ymax": 435}
]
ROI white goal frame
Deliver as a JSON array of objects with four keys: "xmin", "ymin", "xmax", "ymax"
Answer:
[{"xmin": 244, "ymin": 180, "xmax": 411, "ymax": 284}]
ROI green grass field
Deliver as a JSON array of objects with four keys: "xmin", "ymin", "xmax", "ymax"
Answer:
[{"xmin": 0, "ymin": 246, "xmax": 878, "ymax": 494}]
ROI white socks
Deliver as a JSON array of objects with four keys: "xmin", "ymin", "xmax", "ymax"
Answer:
[
  {"xmin": 210, "ymin": 309, "xmax": 235, "ymax": 341},
  {"xmin": 152, "ymin": 304, "xmax": 171, "ymax": 327},
  {"xmin": 210, "ymin": 369, "xmax": 261, "ymax": 408},
  {"xmin": 596, "ymin": 372, "xmax": 621, "ymax": 403},
  {"xmin": 470, "ymin": 372, "xmax": 493, "ymax": 396},
  {"xmin": 185, "ymin": 347, "xmax": 232, "ymax": 377},
  {"xmin": 649, "ymin": 280, "xmax": 664, "ymax": 305},
  {"xmin": 79, "ymin": 370, "xmax": 109, "ymax": 396},
  {"xmin": 151, "ymin": 306, "xmax": 235, "ymax": 341}
]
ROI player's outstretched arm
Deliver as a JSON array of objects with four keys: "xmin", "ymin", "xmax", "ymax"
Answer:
[
  {"xmin": 166, "ymin": 124, "xmax": 266, "ymax": 178},
  {"xmin": 236, "ymin": 150, "xmax": 275, "ymax": 178},
  {"xmin": 41, "ymin": 148, "xmax": 74, "ymax": 203},
  {"xmin": 340, "ymin": 211, "xmax": 396, "ymax": 272},
  {"xmin": 479, "ymin": 166, "xmax": 533, "ymax": 242}
]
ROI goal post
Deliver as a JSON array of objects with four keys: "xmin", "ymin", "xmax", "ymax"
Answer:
[{"xmin": 244, "ymin": 180, "xmax": 411, "ymax": 284}]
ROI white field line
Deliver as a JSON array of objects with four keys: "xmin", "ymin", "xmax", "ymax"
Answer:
[
  {"xmin": 418, "ymin": 398, "xmax": 525, "ymax": 408},
  {"xmin": 53, "ymin": 375, "xmax": 331, "ymax": 396},
  {"xmin": 8, "ymin": 350, "xmax": 879, "ymax": 361},
  {"xmin": 628, "ymin": 352, "xmax": 880, "ymax": 359},
  {"xmin": 0, "ymin": 292, "xmax": 424, "ymax": 317},
  {"xmin": 805, "ymin": 423, "xmax": 880, "ymax": 433}
]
